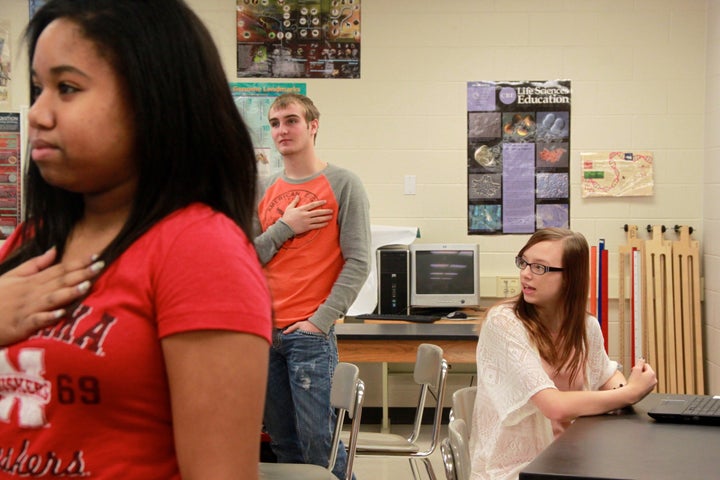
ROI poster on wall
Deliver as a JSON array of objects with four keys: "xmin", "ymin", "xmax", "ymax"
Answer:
[
  {"xmin": 230, "ymin": 82, "xmax": 306, "ymax": 177},
  {"xmin": 580, "ymin": 151, "xmax": 654, "ymax": 197},
  {"xmin": 29, "ymin": 0, "xmax": 48, "ymax": 17},
  {"xmin": 467, "ymin": 80, "xmax": 571, "ymax": 235},
  {"xmin": 0, "ymin": 21, "xmax": 10, "ymax": 105},
  {"xmin": 236, "ymin": 0, "xmax": 360, "ymax": 79},
  {"xmin": 0, "ymin": 112, "xmax": 22, "ymax": 240}
]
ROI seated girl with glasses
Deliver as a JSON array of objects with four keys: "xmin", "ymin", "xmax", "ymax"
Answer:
[{"xmin": 469, "ymin": 227, "xmax": 657, "ymax": 480}]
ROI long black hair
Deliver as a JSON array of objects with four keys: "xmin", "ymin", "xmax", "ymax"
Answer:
[{"xmin": 0, "ymin": 0, "xmax": 257, "ymax": 273}]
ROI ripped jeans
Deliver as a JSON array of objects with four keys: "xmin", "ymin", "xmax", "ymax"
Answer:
[{"xmin": 263, "ymin": 326, "xmax": 352, "ymax": 480}]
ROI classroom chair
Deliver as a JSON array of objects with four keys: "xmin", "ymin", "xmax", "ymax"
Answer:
[
  {"xmin": 449, "ymin": 386, "xmax": 476, "ymax": 433},
  {"xmin": 345, "ymin": 343, "xmax": 449, "ymax": 480},
  {"xmin": 440, "ymin": 434, "xmax": 456, "ymax": 480},
  {"xmin": 440, "ymin": 418, "xmax": 470, "ymax": 480},
  {"xmin": 442, "ymin": 386, "xmax": 475, "ymax": 480},
  {"xmin": 259, "ymin": 362, "xmax": 365, "ymax": 480}
]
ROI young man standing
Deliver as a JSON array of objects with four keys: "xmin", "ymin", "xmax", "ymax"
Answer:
[{"xmin": 254, "ymin": 93, "xmax": 371, "ymax": 479}]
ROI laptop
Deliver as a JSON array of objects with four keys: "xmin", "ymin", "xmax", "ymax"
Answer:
[{"xmin": 648, "ymin": 394, "xmax": 720, "ymax": 425}]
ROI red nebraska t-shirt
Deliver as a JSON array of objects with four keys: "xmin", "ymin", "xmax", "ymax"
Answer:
[{"xmin": 0, "ymin": 204, "xmax": 271, "ymax": 478}]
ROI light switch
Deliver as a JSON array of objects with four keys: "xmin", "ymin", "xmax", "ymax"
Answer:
[{"xmin": 404, "ymin": 175, "xmax": 416, "ymax": 195}]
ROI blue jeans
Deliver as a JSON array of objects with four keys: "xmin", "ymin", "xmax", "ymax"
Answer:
[{"xmin": 263, "ymin": 326, "xmax": 353, "ymax": 480}]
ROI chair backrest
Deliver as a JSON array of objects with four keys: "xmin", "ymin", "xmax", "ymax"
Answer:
[
  {"xmin": 414, "ymin": 342, "xmax": 444, "ymax": 388},
  {"xmin": 448, "ymin": 418, "xmax": 470, "ymax": 480},
  {"xmin": 327, "ymin": 362, "xmax": 365, "ymax": 480},
  {"xmin": 450, "ymin": 386, "xmax": 476, "ymax": 437},
  {"xmin": 407, "ymin": 343, "xmax": 448, "ymax": 456}
]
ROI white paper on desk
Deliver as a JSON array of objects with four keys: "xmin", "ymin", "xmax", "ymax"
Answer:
[{"xmin": 346, "ymin": 225, "xmax": 419, "ymax": 316}]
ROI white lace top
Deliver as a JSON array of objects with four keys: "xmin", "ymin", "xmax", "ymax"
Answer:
[{"xmin": 469, "ymin": 304, "xmax": 617, "ymax": 480}]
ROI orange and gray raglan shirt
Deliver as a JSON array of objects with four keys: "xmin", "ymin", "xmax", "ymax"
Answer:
[{"xmin": 254, "ymin": 163, "xmax": 371, "ymax": 333}]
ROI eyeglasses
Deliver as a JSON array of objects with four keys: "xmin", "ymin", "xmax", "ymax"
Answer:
[{"xmin": 515, "ymin": 256, "xmax": 564, "ymax": 275}]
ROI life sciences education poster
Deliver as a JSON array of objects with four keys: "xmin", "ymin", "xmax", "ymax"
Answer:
[
  {"xmin": 236, "ymin": 0, "xmax": 361, "ymax": 79},
  {"xmin": 467, "ymin": 80, "xmax": 571, "ymax": 235}
]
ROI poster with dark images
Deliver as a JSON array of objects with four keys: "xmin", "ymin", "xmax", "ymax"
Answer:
[
  {"xmin": 466, "ymin": 80, "xmax": 571, "ymax": 235},
  {"xmin": 0, "ymin": 112, "xmax": 22, "ymax": 240},
  {"xmin": 237, "ymin": 0, "xmax": 360, "ymax": 79}
]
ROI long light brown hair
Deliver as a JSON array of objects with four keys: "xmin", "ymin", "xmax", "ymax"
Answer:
[{"xmin": 514, "ymin": 228, "xmax": 590, "ymax": 385}]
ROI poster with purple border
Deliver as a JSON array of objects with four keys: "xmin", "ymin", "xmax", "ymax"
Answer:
[{"xmin": 467, "ymin": 80, "xmax": 571, "ymax": 235}]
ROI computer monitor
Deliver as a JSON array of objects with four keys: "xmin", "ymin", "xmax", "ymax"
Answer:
[{"xmin": 410, "ymin": 243, "xmax": 480, "ymax": 309}]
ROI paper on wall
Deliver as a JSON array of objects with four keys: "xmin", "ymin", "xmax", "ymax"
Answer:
[
  {"xmin": 581, "ymin": 151, "xmax": 654, "ymax": 197},
  {"xmin": 346, "ymin": 225, "xmax": 419, "ymax": 316}
]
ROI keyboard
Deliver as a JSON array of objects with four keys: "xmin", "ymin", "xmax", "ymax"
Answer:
[
  {"xmin": 354, "ymin": 313, "xmax": 441, "ymax": 323},
  {"xmin": 648, "ymin": 394, "xmax": 720, "ymax": 425},
  {"xmin": 684, "ymin": 396, "xmax": 720, "ymax": 416}
]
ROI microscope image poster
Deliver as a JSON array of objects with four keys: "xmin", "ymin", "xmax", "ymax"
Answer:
[
  {"xmin": 467, "ymin": 80, "xmax": 571, "ymax": 235},
  {"xmin": 236, "ymin": 0, "xmax": 361, "ymax": 79}
]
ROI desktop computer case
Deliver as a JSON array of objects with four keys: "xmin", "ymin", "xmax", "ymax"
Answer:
[{"xmin": 377, "ymin": 247, "xmax": 409, "ymax": 315}]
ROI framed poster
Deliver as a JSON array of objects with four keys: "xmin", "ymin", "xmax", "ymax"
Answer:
[{"xmin": 467, "ymin": 80, "xmax": 571, "ymax": 234}]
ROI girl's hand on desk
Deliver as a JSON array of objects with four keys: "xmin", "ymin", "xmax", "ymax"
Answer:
[
  {"xmin": 0, "ymin": 247, "xmax": 104, "ymax": 346},
  {"xmin": 625, "ymin": 358, "xmax": 658, "ymax": 403}
]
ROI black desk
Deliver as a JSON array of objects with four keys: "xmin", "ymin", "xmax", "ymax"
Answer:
[{"xmin": 520, "ymin": 393, "xmax": 720, "ymax": 480}]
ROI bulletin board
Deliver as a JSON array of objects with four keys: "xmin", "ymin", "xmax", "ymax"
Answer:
[{"xmin": 467, "ymin": 80, "xmax": 571, "ymax": 235}]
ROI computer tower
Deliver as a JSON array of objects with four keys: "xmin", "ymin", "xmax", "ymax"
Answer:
[{"xmin": 377, "ymin": 247, "xmax": 409, "ymax": 315}]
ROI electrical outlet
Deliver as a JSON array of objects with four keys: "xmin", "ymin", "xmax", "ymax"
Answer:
[{"xmin": 496, "ymin": 276, "xmax": 521, "ymax": 297}]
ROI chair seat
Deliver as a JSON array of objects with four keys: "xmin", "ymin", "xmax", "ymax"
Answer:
[
  {"xmin": 259, "ymin": 462, "xmax": 339, "ymax": 480},
  {"xmin": 260, "ymin": 363, "xmax": 365, "ymax": 480},
  {"xmin": 339, "ymin": 344, "xmax": 448, "ymax": 479},
  {"xmin": 349, "ymin": 431, "xmax": 421, "ymax": 453}
]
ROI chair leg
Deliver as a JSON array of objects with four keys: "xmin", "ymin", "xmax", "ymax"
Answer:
[
  {"xmin": 409, "ymin": 457, "xmax": 437, "ymax": 480},
  {"xmin": 418, "ymin": 457, "xmax": 438, "ymax": 480},
  {"xmin": 409, "ymin": 457, "xmax": 422, "ymax": 480}
]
